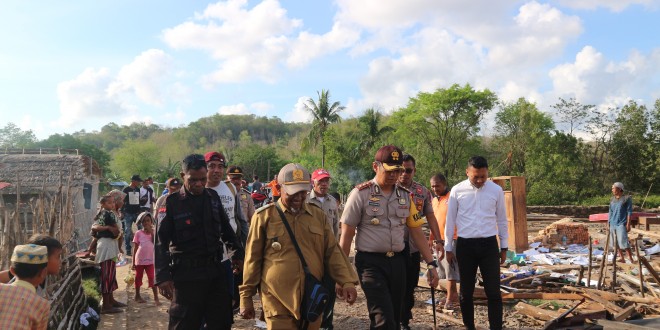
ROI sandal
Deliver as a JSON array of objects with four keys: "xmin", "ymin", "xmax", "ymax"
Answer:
[{"xmin": 444, "ymin": 301, "xmax": 461, "ymax": 311}]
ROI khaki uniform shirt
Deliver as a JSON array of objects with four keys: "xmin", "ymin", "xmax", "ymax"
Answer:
[
  {"xmin": 240, "ymin": 200, "xmax": 358, "ymax": 319},
  {"xmin": 238, "ymin": 188, "xmax": 255, "ymax": 223},
  {"xmin": 340, "ymin": 179, "xmax": 412, "ymax": 253},
  {"xmin": 306, "ymin": 190, "xmax": 340, "ymax": 239}
]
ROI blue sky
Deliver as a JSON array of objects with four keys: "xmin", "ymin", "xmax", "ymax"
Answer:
[{"xmin": 1, "ymin": 0, "xmax": 659, "ymax": 139}]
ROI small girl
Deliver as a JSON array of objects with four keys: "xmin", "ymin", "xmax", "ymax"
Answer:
[
  {"xmin": 131, "ymin": 212, "xmax": 160, "ymax": 306},
  {"xmin": 92, "ymin": 195, "xmax": 124, "ymax": 313}
]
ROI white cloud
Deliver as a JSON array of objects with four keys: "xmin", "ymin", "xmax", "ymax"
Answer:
[
  {"xmin": 282, "ymin": 96, "xmax": 313, "ymax": 123},
  {"xmin": 555, "ymin": 0, "xmax": 658, "ymax": 12},
  {"xmin": 161, "ymin": 0, "xmax": 359, "ymax": 85},
  {"xmin": 108, "ymin": 49, "xmax": 173, "ymax": 106},
  {"xmin": 547, "ymin": 46, "xmax": 660, "ymax": 106},
  {"xmin": 55, "ymin": 49, "xmax": 185, "ymax": 128},
  {"xmin": 217, "ymin": 102, "xmax": 275, "ymax": 116}
]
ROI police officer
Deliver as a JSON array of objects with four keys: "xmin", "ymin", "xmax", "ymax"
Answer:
[
  {"xmin": 339, "ymin": 145, "xmax": 439, "ymax": 329},
  {"xmin": 227, "ymin": 165, "xmax": 255, "ymax": 223},
  {"xmin": 306, "ymin": 168, "xmax": 340, "ymax": 330},
  {"xmin": 240, "ymin": 163, "xmax": 358, "ymax": 330},
  {"xmin": 398, "ymin": 154, "xmax": 444, "ymax": 330},
  {"xmin": 155, "ymin": 154, "xmax": 244, "ymax": 330}
]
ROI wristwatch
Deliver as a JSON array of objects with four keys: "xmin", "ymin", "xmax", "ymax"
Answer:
[
  {"xmin": 433, "ymin": 239, "xmax": 444, "ymax": 245},
  {"xmin": 500, "ymin": 248, "xmax": 508, "ymax": 252},
  {"xmin": 426, "ymin": 260, "xmax": 439, "ymax": 270}
]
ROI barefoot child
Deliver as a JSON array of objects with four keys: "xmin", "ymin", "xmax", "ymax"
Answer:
[
  {"xmin": 92, "ymin": 195, "xmax": 124, "ymax": 313},
  {"xmin": 132, "ymin": 212, "xmax": 159, "ymax": 306}
]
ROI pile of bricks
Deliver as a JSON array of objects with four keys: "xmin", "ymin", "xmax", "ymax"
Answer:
[{"xmin": 532, "ymin": 218, "xmax": 590, "ymax": 245}]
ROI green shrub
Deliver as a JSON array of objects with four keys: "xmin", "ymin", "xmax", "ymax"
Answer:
[{"xmin": 579, "ymin": 194, "xmax": 660, "ymax": 208}]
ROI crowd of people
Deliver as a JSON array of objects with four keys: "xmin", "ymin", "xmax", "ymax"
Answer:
[{"xmin": 0, "ymin": 143, "xmax": 635, "ymax": 330}]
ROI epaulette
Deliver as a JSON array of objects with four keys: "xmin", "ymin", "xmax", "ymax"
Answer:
[
  {"xmin": 355, "ymin": 181, "xmax": 374, "ymax": 191},
  {"xmin": 306, "ymin": 201, "xmax": 322, "ymax": 210},
  {"xmin": 255, "ymin": 203, "xmax": 274, "ymax": 214},
  {"xmin": 396, "ymin": 184, "xmax": 411, "ymax": 193}
]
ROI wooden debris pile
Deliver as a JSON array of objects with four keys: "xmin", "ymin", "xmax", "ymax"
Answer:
[{"xmin": 506, "ymin": 225, "xmax": 660, "ymax": 329}]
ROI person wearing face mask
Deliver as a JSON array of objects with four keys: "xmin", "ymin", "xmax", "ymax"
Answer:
[
  {"xmin": 444, "ymin": 156, "xmax": 508, "ymax": 330},
  {"xmin": 239, "ymin": 163, "xmax": 359, "ymax": 329}
]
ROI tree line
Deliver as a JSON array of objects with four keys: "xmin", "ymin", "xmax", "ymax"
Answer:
[{"xmin": 2, "ymin": 83, "xmax": 658, "ymax": 206}]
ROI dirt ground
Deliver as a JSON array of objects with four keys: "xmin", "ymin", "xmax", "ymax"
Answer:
[{"xmin": 99, "ymin": 219, "xmax": 628, "ymax": 329}]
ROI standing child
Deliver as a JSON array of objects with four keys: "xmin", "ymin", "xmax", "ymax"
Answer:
[
  {"xmin": 92, "ymin": 196, "xmax": 124, "ymax": 313},
  {"xmin": 132, "ymin": 212, "xmax": 160, "ymax": 306}
]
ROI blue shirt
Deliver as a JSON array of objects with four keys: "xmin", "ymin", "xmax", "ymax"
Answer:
[{"xmin": 609, "ymin": 195, "xmax": 632, "ymax": 226}]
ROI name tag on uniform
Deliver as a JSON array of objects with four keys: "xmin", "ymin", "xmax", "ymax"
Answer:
[{"xmin": 368, "ymin": 201, "xmax": 380, "ymax": 206}]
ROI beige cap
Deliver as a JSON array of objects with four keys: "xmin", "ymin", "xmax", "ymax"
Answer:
[
  {"xmin": 11, "ymin": 244, "xmax": 48, "ymax": 264},
  {"xmin": 278, "ymin": 163, "xmax": 311, "ymax": 195}
]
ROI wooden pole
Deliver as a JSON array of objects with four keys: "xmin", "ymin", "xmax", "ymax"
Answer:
[
  {"xmin": 597, "ymin": 224, "xmax": 611, "ymax": 290},
  {"xmin": 635, "ymin": 240, "xmax": 645, "ymax": 298},
  {"xmin": 587, "ymin": 236, "xmax": 593, "ymax": 288},
  {"xmin": 612, "ymin": 229, "xmax": 618, "ymax": 291}
]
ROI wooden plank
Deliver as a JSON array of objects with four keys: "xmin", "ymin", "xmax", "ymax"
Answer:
[
  {"xmin": 500, "ymin": 293, "xmax": 583, "ymax": 300},
  {"xmin": 614, "ymin": 305, "xmax": 637, "ymax": 322},
  {"xmin": 509, "ymin": 273, "xmax": 550, "ymax": 286},
  {"xmin": 596, "ymin": 319, "xmax": 657, "ymax": 330},
  {"xmin": 630, "ymin": 228, "xmax": 660, "ymax": 241},
  {"xmin": 514, "ymin": 302, "xmax": 562, "ymax": 321},
  {"xmin": 620, "ymin": 282, "xmax": 642, "ymax": 297},
  {"xmin": 582, "ymin": 290, "xmax": 622, "ymax": 314},
  {"xmin": 619, "ymin": 273, "xmax": 660, "ymax": 297},
  {"xmin": 640, "ymin": 255, "xmax": 660, "ymax": 286}
]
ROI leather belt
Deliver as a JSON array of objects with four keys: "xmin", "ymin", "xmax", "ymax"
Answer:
[{"xmin": 357, "ymin": 251, "xmax": 403, "ymax": 258}]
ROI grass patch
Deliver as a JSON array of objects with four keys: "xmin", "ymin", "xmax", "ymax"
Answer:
[
  {"xmin": 81, "ymin": 268, "xmax": 101, "ymax": 312},
  {"xmin": 526, "ymin": 299, "xmax": 566, "ymax": 310}
]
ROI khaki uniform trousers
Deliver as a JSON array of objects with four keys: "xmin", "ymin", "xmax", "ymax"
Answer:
[{"xmin": 266, "ymin": 314, "xmax": 322, "ymax": 330}]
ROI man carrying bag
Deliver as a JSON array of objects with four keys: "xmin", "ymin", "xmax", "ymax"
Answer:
[{"xmin": 240, "ymin": 163, "xmax": 359, "ymax": 329}]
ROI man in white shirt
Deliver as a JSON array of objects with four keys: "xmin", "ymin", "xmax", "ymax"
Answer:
[{"xmin": 444, "ymin": 156, "xmax": 508, "ymax": 330}]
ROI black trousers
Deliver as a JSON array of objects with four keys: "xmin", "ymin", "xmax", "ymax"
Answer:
[
  {"xmin": 401, "ymin": 251, "xmax": 420, "ymax": 326},
  {"xmin": 456, "ymin": 236, "xmax": 503, "ymax": 330},
  {"xmin": 355, "ymin": 251, "xmax": 406, "ymax": 330},
  {"xmin": 168, "ymin": 275, "xmax": 233, "ymax": 330}
]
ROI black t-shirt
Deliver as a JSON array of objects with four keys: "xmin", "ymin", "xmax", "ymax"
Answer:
[
  {"xmin": 123, "ymin": 186, "xmax": 141, "ymax": 214},
  {"xmin": 96, "ymin": 210, "xmax": 117, "ymax": 239}
]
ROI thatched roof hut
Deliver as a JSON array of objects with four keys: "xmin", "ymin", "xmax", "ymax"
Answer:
[{"xmin": 0, "ymin": 151, "xmax": 102, "ymax": 267}]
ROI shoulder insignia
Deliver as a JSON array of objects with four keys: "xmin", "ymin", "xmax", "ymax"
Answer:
[
  {"xmin": 397, "ymin": 184, "xmax": 411, "ymax": 193},
  {"xmin": 256, "ymin": 203, "xmax": 274, "ymax": 214},
  {"xmin": 356, "ymin": 181, "xmax": 374, "ymax": 191}
]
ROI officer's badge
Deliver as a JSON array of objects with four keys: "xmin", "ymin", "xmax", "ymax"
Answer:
[
  {"xmin": 293, "ymin": 169, "xmax": 304, "ymax": 181},
  {"xmin": 241, "ymin": 194, "xmax": 247, "ymax": 200},
  {"xmin": 369, "ymin": 197, "xmax": 380, "ymax": 202},
  {"xmin": 370, "ymin": 218, "xmax": 380, "ymax": 225},
  {"xmin": 391, "ymin": 151, "xmax": 399, "ymax": 160},
  {"xmin": 272, "ymin": 241, "xmax": 282, "ymax": 251},
  {"xmin": 398, "ymin": 198, "xmax": 406, "ymax": 205}
]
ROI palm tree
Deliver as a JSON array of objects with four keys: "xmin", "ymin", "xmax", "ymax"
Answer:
[
  {"xmin": 303, "ymin": 89, "xmax": 345, "ymax": 167},
  {"xmin": 357, "ymin": 108, "xmax": 394, "ymax": 157}
]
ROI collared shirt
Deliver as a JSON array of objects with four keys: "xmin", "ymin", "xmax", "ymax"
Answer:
[
  {"xmin": 0, "ymin": 280, "xmax": 50, "ymax": 330},
  {"xmin": 444, "ymin": 179, "xmax": 508, "ymax": 252},
  {"xmin": 240, "ymin": 200, "xmax": 358, "ymax": 319},
  {"xmin": 341, "ymin": 179, "xmax": 411, "ymax": 253},
  {"xmin": 238, "ymin": 188, "xmax": 255, "ymax": 223},
  {"xmin": 307, "ymin": 190, "xmax": 340, "ymax": 238}
]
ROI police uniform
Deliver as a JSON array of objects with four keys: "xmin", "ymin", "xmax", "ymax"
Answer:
[
  {"xmin": 307, "ymin": 190, "xmax": 340, "ymax": 239},
  {"xmin": 155, "ymin": 187, "xmax": 244, "ymax": 329},
  {"xmin": 341, "ymin": 179, "xmax": 416, "ymax": 329},
  {"xmin": 401, "ymin": 181, "xmax": 434, "ymax": 327},
  {"xmin": 240, "ymin": 164, "xmax": 358, "ymax": 330},
  {"xmin": 239, "ymin": 188, "xmax": 255, "ymax": 222}
]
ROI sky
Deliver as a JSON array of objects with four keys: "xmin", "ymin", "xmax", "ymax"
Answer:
[{"xmin": 1, "ymin": 0, "xmax": 659, "ymax": 139}]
